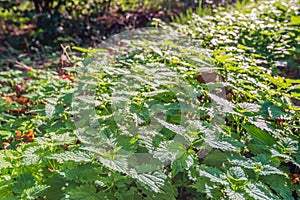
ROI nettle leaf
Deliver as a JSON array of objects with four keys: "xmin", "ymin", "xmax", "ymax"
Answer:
[
  {"xmin": 224, "ymin": 187, "xmax": 246, "ymax": 200},
  {"xmin": 65, "ymin": 185, "xmax": 105, "ymax": 200},
  {"xmin": 206, "ymin": 184, "xmax": 224, "ymax": 199},
  {"xmin": 204, "ymin": 133, "xmax": 238, "ymax": 152},
  {"xmin": 277, "ymin": 137, "xmax": 298, "ymax": 154},
  {"xmin": 270, "ymin": 148, "xmax": 300, "ymax": 168},
  {"xmin": 249, "ymin": 119, "xmax": 278, "ymax": 135},
  {"xmin": 22, "ymin": 145, "xmax": 44, "ymax": 165},
  {"xmin": 171, "ymin": 151, "xmax": 194, "ymax": 176},
  {"xmin": 48, "ymin": 151, "xmax": 93, "ymax": 163},
  {"xmin": 97, "ymin": 152, "xmax": 129, "ymax": 174},
  {"xmin": 226, "ymin": 166, "xmax": 248, "ymax": 183},
  {"xmin": 59, "ymin": 164, "xmax": 98, "ymax": 183},
  {"xmin": 198, "ymin": 166, "xmax": 228, "ymax": 185},
  {"xmin": 130, "ymin": 169, "xmax": 166, "ymax": 193},
  {"xmin": 45, "ymin": 104, "xmax": 56, "ymax": 119},
  {"xmin": 260, "ymin": 174, "xmax": 294, "ymax": 200},
  {"xmin": 252, "ymin": 153, "xmax": 280, "ymax": 167},
  {"xmin": 260, "ymin": 102, "xmax": 292, "ymax": 120},
  {"xmin": 208, "ymin": 93, "xmax": 236, "ymax": 114},
  {"xmin": 191, "ymin": 176, "xmax": 212, "ymax": 193},
  {"xmin": 11, "ymin": 173, "xmax": 35, "ymax": 194},
  {"xmin": 157, "ymin": 180, "xmax": 178, "ymax": 199},
  {"xmin": 49, "ymin": 132, "xmax": 76, "ymax": 145},
  {"xmin": 114, "ymin": 187, "xmax": 144, "ymax": 200},
  {"xmin": 243, "ymin": 124, "xmax": 277, "ymax": 146},
  {"xmin": 44, "ymin": 174, "xmax": 66, "ymax": 200},
  {"xmin": 0, "ymin": 150, "xmax": 16, "ymax": 170},
  {"xmin": 203, "ymin": 150, "xmax": 228, "ymax": 167},
  {"xmin": 237, "ymin": 103, "xmax": 260, "ymax": 112},
  {"xmin": 153, "ymin": 141, "xmax": 186, "ymax": 164},
  {"xmin": 228, "ymin": 154, "xmax": 284, "ymax": 176},
  {"xmin": 228, "ymin": 157, "xmax": 284, "ymax": 176},
  {"xmin": 0, "ymin": 180, "xmax": 15, "ymax": 199},
  {"xmin": 267, "ymin": 105, "xmax": 291, "ymax": 120},
  {"xmin": 191, "ymin": 176, "xmax": 224, "ymax": 199},
  {"xmin": 244, "ymin": 182, "xmax": 280, "ymax": 200},
  {"xmin": 21, "ymin": 185, "xmax": 49, "ymax": 200},
  {"xmin": 156, "ymin": 118, "xmax": 186, "ymax": 136}
]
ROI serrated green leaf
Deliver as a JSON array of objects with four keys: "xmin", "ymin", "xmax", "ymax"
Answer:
[
  {"xmin": 171, "ymin": 152, "xmax": 194, "ymax": 176},
  {"xmin": 130, "ymin": 170, "xmax": 166, "ymax": 193},
  {"xmin": 225, "ymin": 187, "xmax": 246, "ymax": 200},
  {"xmin": 44, "ymin": 174, "xmax": 66, "ymax": 200},
  {"xmin": 0, "ymin": 151, "xmax": 14, "ymax": 170},
  {"xmin": 22, "ymin": 145, "xmax": 43, "ymax": 165},
  {"xmin": 48, "ymin": 151, "xmax": 93, "ymax": 162},
  {"xmin": 59, "ymin": 164, "xmax": 98, "ymax": 183},
  {"xmin": 66, "ymin": 185, "xmax": 105, "ymax": 200},
  {"xmin": 11, "ymin": 173, "xmax": 35, "ymax": 194},
  {"xmin": 263, "ymin": 174, "xmax": 294, "ymax": 200},
  {"xmin": 198, "ymin": 166, "xmax": 228, "ymax": 185},
  {"xmin": 244, "ymin": 182, "xmax": 280, "ymax": 200},
  {"xmin": 21, "ymin": 185, "xmax": 49, "ymax": 200},
  {"xmin": 45, "ymin": 104, "xmax": 56, "ymax": 119},
  {"xmin": 203, "ymin": 150, "xmax": 228, "ymax": 166},
  {"xmin": 267, "ymin": 105, "xmax": 291, "ymax": 120},
  {"xmin": 243, "ymin": 124, "xmax": 277, "ymax": 146},
  {"xmin": 226, "ymin": 166, "xmax": 247, "ymax": 182}
]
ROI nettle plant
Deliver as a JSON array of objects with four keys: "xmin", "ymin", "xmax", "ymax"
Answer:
[
  {"xmin": 68, "ymin": 26, "xmax": 299, "ymax": 199},
  {"xmin": 0, "ymin": 0, "xmax": 299, "ymax": 199}
]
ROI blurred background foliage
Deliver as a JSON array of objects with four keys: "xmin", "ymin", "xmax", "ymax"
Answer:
[{"xmin": 0, "ymin": 0, "xmax": 238, "ymax": 52}]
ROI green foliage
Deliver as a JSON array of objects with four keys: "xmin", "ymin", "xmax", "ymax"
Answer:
[{"xmin": 0, "ymin": 0, "xmax": 300, "ymax": 199}]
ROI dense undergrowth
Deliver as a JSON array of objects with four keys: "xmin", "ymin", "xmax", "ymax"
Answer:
[
  {"xmin": 0, "ymin": 0, "xmax": 234, "ymax": 54},
  {"xmin": 0, "ymin": 0, "xmax": 300, "ymax": 199},
  {"xmin": 0, "ymin": 0, "xmax": 238, "ymax": 73}
]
